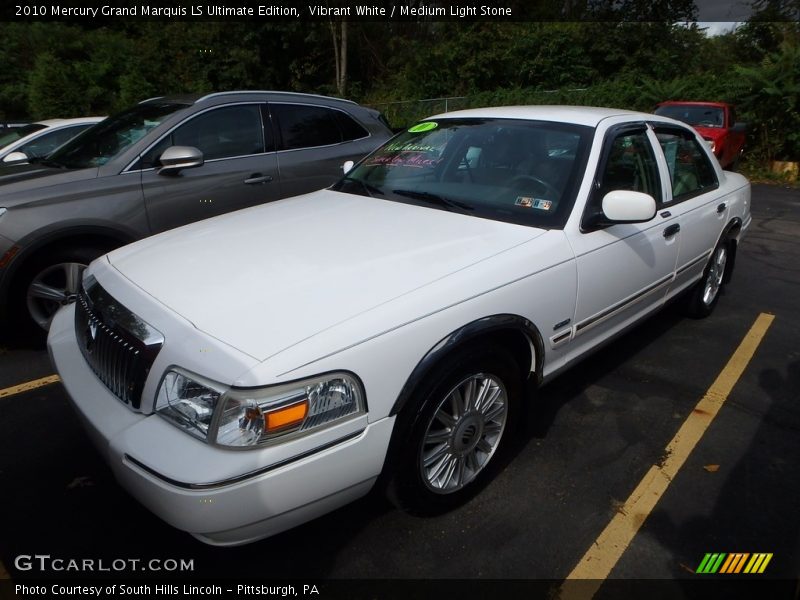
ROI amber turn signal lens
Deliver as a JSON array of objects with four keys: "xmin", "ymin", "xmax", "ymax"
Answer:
[{"xmin": 265, "ymin": 401, "xmax": 308, "ymax": 433}]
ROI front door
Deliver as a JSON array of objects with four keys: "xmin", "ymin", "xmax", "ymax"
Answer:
[
  {"xmin": 139, "ymin": 103, "xmax": 281, "ymax": 234},
  {"xmin": 566, "ymin": 124, "xmax": 679, "ymax": 358}
]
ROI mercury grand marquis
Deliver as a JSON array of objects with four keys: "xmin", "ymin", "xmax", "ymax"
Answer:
[{"xmin": 48, "ymin": 106, "xmax": 751, "ymax": 545}]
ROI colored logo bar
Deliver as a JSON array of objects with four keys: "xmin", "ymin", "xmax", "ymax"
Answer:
[{"xmin": 696, "ymin": 553, "xmax": 773, "ymax": 574}]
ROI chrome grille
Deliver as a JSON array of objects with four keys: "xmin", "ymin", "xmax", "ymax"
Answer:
[{"xmin": 74, "ymin": 278, "xmax": 163, "ymax": 409}]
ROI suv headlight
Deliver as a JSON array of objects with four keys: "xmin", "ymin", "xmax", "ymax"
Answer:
[{"xmin": 156, "ymin": 368, "xmax": 365, "ymax": 448}]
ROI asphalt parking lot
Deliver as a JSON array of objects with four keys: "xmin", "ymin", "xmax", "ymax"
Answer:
[{"xmin": 0, "ymin": 183, "xmax": 798, "ymax": 599}]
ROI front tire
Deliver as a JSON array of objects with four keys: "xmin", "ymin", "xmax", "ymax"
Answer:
[
  {"xmin": 10, "ymin": 246, "xmax": 108, "ymax": 340},
  {"xmin": 387, "ymin": 346, "xmax": 522, "ymax": 514}
]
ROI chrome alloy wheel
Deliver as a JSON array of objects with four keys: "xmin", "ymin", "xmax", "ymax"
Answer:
[
  {"xmin": 702, "ymin": 245, "xmax": 727, "ymax": 306},
  {"xmin": 419, "ymin": 373, "xmax": 508, "ymax": 494},
  {"xmin": 26, "ymin": 261, "xmax": 87, "ymax": 330}
]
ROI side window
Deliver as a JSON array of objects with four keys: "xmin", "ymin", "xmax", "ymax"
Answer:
[
  {"xmin": 656, "ymin": 130, "xmax": 718, "ymax": 201},
  {"xmin": 136, "ymin": 104, "xmax": 266, "ymax": 169},
  {"xmin": 333, "ymin": 110, "xmax": 369, "ymax": 142},
  {"xmin": 582, "ymin": 128, "xmax": 661, "ymax": 230},
  {"xmin": 597, "ymin": 130, "xmax": 661, "ymax": 202},
  {"xmin": 172, "ymin": 105, "xmax": 264, "ymax": 161},
  {"xmin": 19, "ymin": 125, "xmax": 91, "ymax": 158},
  {"xmin": 272, "ymin": 104, "xmax": 342, "ymax": 150}
]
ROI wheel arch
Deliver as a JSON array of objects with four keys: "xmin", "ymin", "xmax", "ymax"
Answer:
[
  {"xmin": 2, "ymin": 224, "xmax": 136, "ymax": 300},
  {"xmin": 389, "ymin": 313, "xmax": 544, "ymax": 418},
  {"xmin": 720, "ymin": 217, "xmax": 741, "ymax": 284}
]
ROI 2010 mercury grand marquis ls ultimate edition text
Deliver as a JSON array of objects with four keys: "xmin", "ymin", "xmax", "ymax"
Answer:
[{"xmin": 49, "ymin": 106, "xmax": 750, "ymax": 546}]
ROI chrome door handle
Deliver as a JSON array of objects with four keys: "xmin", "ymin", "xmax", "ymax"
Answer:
[{"xmin": 244, "ymin": 174, "xmax": 273, "ymax": 185}]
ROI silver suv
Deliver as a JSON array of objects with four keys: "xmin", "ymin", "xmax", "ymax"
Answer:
[{"xmin": 0, "ymin": 91, "xmax": 392, "ymax": 336}]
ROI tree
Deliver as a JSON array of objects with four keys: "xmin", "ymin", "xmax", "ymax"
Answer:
[
  {"xmin": 28, "ymin": 52, "xmax": 89, "ymax": 118},
  {"xmin": 736, "ymin": 42, "xmax": 800, "ymax": 160},
  {"xmin": 330, "ymin": 19, "xmax": 348, "ymax": 96}
]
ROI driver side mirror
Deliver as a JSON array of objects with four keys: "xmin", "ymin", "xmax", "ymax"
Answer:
[
  {"xmin": 601, "ymin": 190, "xmax": 656, "ymax": 224},
  {"xmin": 3, "ymin": 151, "xmax": 29, "ymax": 164},
  {"xmin": 157, "ymin": 146, "xmax": 204, "ymax": 175}
]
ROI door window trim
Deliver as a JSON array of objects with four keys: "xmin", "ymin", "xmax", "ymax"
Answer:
[
  {"xmin": 649, "ymin": 123, "xmax": 720, "ymax": 205},
  {"xmin": 580, "ymin": 122, "xmax": 662, "ymax": 232}
]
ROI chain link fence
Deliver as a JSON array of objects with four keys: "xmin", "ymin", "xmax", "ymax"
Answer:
[
  {"xmin": 366, "ymin": 96, "xmax": 469, "ymax": 130},
  {"xmin": 367, "ymin": 90, "xmax": 597, "ymax": 130}
]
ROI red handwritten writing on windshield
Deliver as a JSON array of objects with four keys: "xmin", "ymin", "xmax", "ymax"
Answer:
[{"xmin": 366, "ymin": 153, "xmax": 441, "ymax": 168}]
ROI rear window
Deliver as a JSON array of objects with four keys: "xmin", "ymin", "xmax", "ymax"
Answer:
[{"xmin": 655, "ymin": 105, "xmax": 724, "ymax": 128}]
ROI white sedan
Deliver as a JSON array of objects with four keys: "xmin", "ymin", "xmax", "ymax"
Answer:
[
  {"xmin": 0, "ymin": 117, "xmax": 104, "ymax": 163},
  {"xmin": 48, "ymin": 106, "xmax": 750, "ymax": 546}
]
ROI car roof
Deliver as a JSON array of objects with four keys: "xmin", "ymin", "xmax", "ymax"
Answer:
[
  {"xmin": 656, "ymin": 101, "xmax": 731, "ymax": 108},
  {"xmin": 425, "ymin": 105, "xmax": 648, "ymax": 127},
  {"xmin": 140, "ymin": 91, "xmax": 358, "ymax": 107},
  {"xmin": 33, "ymin": 117, "xmax": 105, "ymax": 127}
]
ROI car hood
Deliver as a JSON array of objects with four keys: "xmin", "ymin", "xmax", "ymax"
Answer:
[
  {"xmin": 0, "ymin": 163, "xmax": 99, "ymax": 204},
  {"xmin": 107, "ymin": 190, "xmax": 545, "ymax": 361}
]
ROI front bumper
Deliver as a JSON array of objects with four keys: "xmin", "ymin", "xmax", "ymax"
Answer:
[{"xmin": 48, "ymin": 304, "xmax": 394, "ymax": 546}]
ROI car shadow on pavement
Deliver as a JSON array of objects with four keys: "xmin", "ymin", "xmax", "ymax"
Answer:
[{"xmin": 519, "ymin": 302, "xmax": 686, "ymax": 442}]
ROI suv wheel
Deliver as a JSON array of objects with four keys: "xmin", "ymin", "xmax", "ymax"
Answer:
[{"xmin": 12, "ymin": 246, "xmax": 108, "ymax": 337}]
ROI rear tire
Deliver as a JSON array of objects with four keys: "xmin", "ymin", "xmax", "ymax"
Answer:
[
  {"xmin": 386, "ymin": 345, "xmax": 522, "ymax": 515},
  {"xmin": 683, "ymin": 238, "xmax": 730, "ymax": 319}
]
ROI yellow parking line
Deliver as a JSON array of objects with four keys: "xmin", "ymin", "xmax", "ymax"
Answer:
[
  {"xmin": 0, "ymin": 374, "xmax": 60, "ymax": 399},
  {"xmin": 559, "ymin": 312, "xmax": 775, "ymax": 599}
]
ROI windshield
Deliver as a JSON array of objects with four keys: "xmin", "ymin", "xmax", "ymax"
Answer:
[
  {"xmin": 47, "ymin": 102, "xmax": 188, "ymax": 169},
  {"xmin": 332, "ymin": 118, "xmax": 592, "ymax": 228},
  {"xmin": 0, "ymin": 124, "xmax": 47, "ymax": 149},
  {"xmin": 655, "ymin": 105, "xmax": 724, "ymax": 128}
]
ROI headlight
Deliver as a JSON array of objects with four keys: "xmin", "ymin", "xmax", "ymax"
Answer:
[
  {"xmin": 156, "ymin": 368, "xmax": 365, "ymax": 448},
  {"xmin": 155, "ymin": 370, "xmax": 224, "ymax": 441}
]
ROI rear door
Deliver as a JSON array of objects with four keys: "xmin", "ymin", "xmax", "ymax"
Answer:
[
  {"xmin": 270, "ymin": 102, "xmax": 376, "ymax": 197},
  {"xmin": 137, "ymin": 102, "xmax": 281, "ymax": 234},
  {"xmin": 651, "ymin": 124, "xmax": 727, "ymax": 297}
]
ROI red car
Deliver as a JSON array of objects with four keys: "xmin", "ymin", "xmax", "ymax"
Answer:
[{"xmin": 654, "ymin": 101, "xmax": 747, "ymax": 170}]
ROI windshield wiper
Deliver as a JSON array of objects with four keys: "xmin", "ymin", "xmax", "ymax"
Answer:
[
  {"xmin": 392, "ymin": 189, "xmax": 474, "ymax": 212},
  {"xmin": 339, "ymin": 176, "xmax": 384, "ymax": 198}
]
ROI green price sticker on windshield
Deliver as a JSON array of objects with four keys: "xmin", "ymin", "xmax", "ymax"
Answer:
[{"xmin": 408, "ymin": 122, "xmax": 438, "ymax": 133}]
